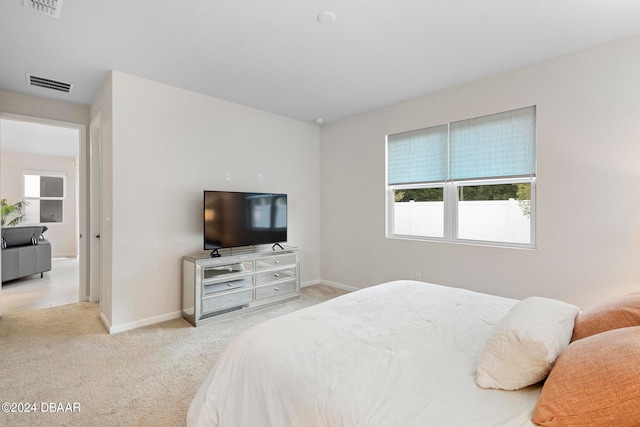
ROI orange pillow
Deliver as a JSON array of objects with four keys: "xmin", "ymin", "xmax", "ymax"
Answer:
[
  {"xmin": 531, "ymin": 326, "xmax": 640, "ymax": 427},
  {"xmin": 571, "ymin": 291, "xmax": 640, "ymax": 341}
]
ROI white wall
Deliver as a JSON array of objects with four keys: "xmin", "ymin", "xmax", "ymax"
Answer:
[
  {"xmin": 320, "ymin": 33, "xmax": 640, "ymax": 309},
  {"xmin": 0, "ymin": 151, "xmax": 78, "ymax": 257},
  {"xmin": 94, "ymin": 71, "xmax": 321, "ymax": 331},
  {"xmin": 0, "ymin": 90, "xmax": 90, "ymax": 125}
]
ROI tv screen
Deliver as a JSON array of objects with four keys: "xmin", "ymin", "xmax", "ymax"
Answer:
[{"xmin": 204, "ymin": 191, "xmax": 288, "ymax": 250}]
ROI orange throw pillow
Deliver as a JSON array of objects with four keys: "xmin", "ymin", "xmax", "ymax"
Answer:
[
  {"xmin": 571, "ymin": 291, "xmax": 640, "ymax": 341},
  {"xmin": 531, "ymin": 326, "xmax": 640, "ymax": 427}
]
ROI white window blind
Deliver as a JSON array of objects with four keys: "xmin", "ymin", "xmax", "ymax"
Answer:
[
  {"xmin": 387, "ymin": 124, "xmax": 448, "ymax": 185},
  {"xmin": 387, "ymin": 106, "xmax": 536, "ymax": 184},
  {"xmin": 449, "ymin": 106, "xmax": 536, "ymax": 180}
]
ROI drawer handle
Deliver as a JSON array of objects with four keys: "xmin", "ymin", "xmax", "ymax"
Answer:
[
  {"xmin": 274, "ymin": 287, "xmax": 280, "ymax": 292},
  {"xmin": 274, "ymin": 273, "xmax": 280, "ymax": 278},
  {"xmin": 275, "ymin": 260, "xmax": 280, "ymax": 264},
  {"xmin": 227, "ymin": 283, "xmax": 233, "ymax": 287}
]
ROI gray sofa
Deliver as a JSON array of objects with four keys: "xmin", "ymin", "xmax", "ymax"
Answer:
[{"xmin": 1, "ymin": 225, "xmax": 51, "ymax": 283}]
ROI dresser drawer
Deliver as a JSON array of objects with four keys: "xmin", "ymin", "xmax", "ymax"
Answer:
[
  {"xmin": 256, "ymin": 253, "xmax": 297, "ymax": 271},
  {"xmin": 202, "ymin": 288, "xmax": 253, "ymax": 314},
  {"xmin": 203, "ymin": 274, "xmax": 252, "ymax": 296},
  {"xmin": 255, "ymin": 279, "xmax": 297, "ymax": 301},
  {"xmin": 202, "ymin": 261, "xmax": 253, "ymax": 281},
  {"xmin": 255, "ymin": 268, "xmax": 296, "ymax": 285}
]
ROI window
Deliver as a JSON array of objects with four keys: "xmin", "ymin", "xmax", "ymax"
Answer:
[
  {"xmin": 23, "ymin": 172, "xmax": 66, "ymax": 223},
  {"xmin": 386, "ymin": 106, "xmax": 536, "ymax": 247}
]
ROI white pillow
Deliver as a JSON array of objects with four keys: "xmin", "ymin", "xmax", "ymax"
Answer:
[{"xmin": 476, "ymin": 296, "xmax": 579, "ymax": 390}]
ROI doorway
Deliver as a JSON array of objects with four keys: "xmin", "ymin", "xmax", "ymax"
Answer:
[{"xmin": 0, "ymin": 114, "xmax": 88, "ymax": 316}]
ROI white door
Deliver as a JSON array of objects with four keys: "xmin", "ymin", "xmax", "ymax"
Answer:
[{"xmin": 89, "ymin": 113, "xmax": 102, "ymax": 303}]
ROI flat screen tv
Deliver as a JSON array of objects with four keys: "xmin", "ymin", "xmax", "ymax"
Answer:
[{"xmin": 204, "ymin": 191, "xmax": 287, "ymax": 252}]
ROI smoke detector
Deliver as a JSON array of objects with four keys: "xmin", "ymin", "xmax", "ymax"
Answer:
[
  {"xmin": 23, "ymin": 0, "xmax": 64, "ymax": 18},
  {"xmin": 317, "ymin": 11, "xmax": 336, "ymax": 24},
  {"xmin": 26, "ymin": 74, "xmax": 74, "ymax": 94}
]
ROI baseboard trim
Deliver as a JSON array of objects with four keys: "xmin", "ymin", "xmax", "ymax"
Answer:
[
  {"xmin": 99, "ymin": 311, "xmax": 112, "ymax": 332},
  {"xmin": 303, "ymin": 279, "xmax": 360, "ymax": 293},
  {"xmin": 300, "ymin": 279, "xmax": 321, "ymax": 288},
  {"xmin": 51, "ymin": 253, "xmax": 77, "ymax": 259},
  {"xmin": 107, "ymin": 310, "xmax": 183, "ymax": 334},
  {"xmin": 101, "ymin": 281, "xmax": 358, "ymax": 334}
]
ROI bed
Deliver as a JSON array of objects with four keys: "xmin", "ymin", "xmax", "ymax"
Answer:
[{"xmin": 187, "ymin": 280, "xmax": 640, "ymax": 427}]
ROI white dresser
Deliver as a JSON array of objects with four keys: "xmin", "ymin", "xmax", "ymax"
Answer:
[{"xmin": 182, "ymin": 246, "xmax": 299, "ymax": 326}]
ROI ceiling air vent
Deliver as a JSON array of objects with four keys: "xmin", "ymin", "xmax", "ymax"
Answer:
[
  {"xmin": 26, "ymin": 74, "xmax": 74, "ymax": 94},
  {"xmin": 23, "ymin": 0, "xmax": 64, "ymax": 18}
]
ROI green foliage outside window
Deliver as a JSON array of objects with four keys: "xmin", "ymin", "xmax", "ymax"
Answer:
[
  {"xmin": 394, "ymin": 183, "xmax": 531, "ymax": 217},
  {"xmin": 394, "ymin": 188, "xmax": 443, "ymax": 202},
  {"xmin": 516, "ymin": 183, "xmax": 531, "ymax": 218}
]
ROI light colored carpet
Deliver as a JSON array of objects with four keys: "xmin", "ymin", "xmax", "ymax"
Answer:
[{"xmin": 0, "ymin": 284, "xmax": 349, "ymax": 427}]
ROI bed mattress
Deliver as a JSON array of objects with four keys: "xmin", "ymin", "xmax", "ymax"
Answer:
[{"xmin": 188, "ymin": 280, "xmax": 541, "ymax": 427}]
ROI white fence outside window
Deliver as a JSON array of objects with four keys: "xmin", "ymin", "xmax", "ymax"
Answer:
[{"xmin": 393, "ymin": 199, "xmax": 530, "ymax": 244}]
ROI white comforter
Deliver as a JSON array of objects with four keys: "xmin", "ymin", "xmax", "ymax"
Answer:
[{"xmin": 187, "ymin": 281, "xmax": 541, "ymax": 427}]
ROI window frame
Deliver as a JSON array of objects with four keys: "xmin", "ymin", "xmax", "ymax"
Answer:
[
  {"xmin": 22, "ymin": 170, "xmax": 67, "ymax": 225},
  {"xmin": 452, "ymin": 176, "xmax": 536, "ymax": 248},
  {"xmin": 387, "ymin": 176, "xmax": 536, "ymax": 249},
  {"xmin": 387, "ymin": 182, "xmax": 447, "ymax": 240},
  {"xmin": 386, "ymin": 106, "xmax": 537, "ymax": 249}
]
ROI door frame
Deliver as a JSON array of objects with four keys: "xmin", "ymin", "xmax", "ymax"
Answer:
[{"xmin": 0, "ymin": 112, "xmax": 89, "ymax": 304}]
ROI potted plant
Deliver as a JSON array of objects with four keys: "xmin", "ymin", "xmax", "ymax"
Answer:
[{"xmin": 1, "ymin": 199, "xmax": 29, "ymax": 227}]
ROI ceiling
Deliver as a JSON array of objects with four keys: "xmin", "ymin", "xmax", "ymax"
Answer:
[{"xmin": 2, "ymin": 1, "xmax": 640, "ymax": 124}]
